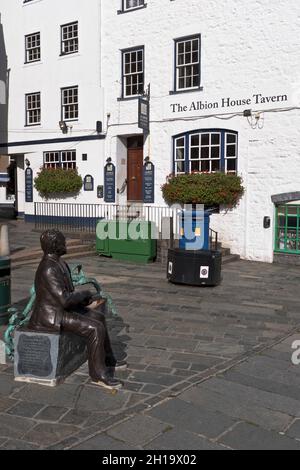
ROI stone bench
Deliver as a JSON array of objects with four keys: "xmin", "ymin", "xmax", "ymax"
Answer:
[
  {"xmin": 14, "ymin": 328, "xmax": 88, "ymax": 387},
  {"xmin": 13, "ymin": 298, "xmax": 109, "ymax": 387}
]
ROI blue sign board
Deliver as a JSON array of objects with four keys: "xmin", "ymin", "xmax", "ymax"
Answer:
[
  {"xmin": 143, "ymin": 162, "xmax": 155, "ymax": 204},
  {"xmin": 104, "ymin": 163, "xmax": 116, "ymax": 203},
  {"xmin": 25, "ymin": 168, "xmax": 33, "ymax": 203}
]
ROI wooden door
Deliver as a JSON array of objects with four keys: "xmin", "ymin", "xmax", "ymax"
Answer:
[{"xmin": 127, "ymin": 148, "xmax": 143, "ymax": 202}]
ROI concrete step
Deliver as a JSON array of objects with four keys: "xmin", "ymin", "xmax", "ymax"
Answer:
[
  {"xmin": 222, "ymin": 254, "xmax": 241, "ymax": 265},
  {"xmin": 11, "ymin": 250, "xmax": 95, "ymax": 270},
  {"xmin": 10, "ymin": 241, "xmax": 93, "ymax": 263}
]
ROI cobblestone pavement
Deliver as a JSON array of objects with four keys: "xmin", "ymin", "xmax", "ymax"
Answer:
[{"xmin": 1, "ymin": 225, "xmax": 300, "ymax": 449}]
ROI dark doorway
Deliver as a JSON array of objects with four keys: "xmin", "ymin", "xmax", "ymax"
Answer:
[{"xmin": 127, "ymin": 136, "xmax": 144, "ymax": 202}]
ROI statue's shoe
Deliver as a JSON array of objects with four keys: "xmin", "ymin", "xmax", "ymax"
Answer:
[
  {"xmin": 106, "ymin": 359, "xmax": 128, "ymax": 371},
  {"xmin": 91, "ymin": 374, "xmax": 123, "ymax": 391}
]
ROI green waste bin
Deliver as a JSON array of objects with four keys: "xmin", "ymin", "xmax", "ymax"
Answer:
[
  {"xmin": 96, "ymin": 220, "xmax": 157, "ymax": 264},
  {"xmin": 0, "ymin": 257, "xmax": 11, "ymax": 325}
]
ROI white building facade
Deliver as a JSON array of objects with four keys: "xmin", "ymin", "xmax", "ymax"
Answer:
[
  {"xmin": 102, "ymin": 0, "xmax": 300, "ymax": 264},
  {"xmin": 0, "ymin": 0, "xmax": 299, "ymax": 264},
  {"xmin": 0, "ymin": 0, "xmax": 105, "ymax": 217}
]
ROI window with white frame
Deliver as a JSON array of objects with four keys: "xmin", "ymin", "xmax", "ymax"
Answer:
[
  {"xmin": 61, "ymin": 22, "xmax": 79, "ymax": 55},
  {"xmin": 26, "ymin": 92, "xmax": 41, "ymax": 126},
  {"xmin": 25, "ymin": 32, "xmax": 41, "ymax": 63},
  {"xmin": 225, "ymin": 133, "xmax": 238, "ymax": 173},
  {"xmin": 173, "ymin": 130, "xmax": 238, "ymax": 175},
  {"xmin": 122, "ymin": 47, "xmax": 144, "ymax": 98},
  {"xmin": 61, "ymin": 86, "xmax": 78, "ymax": 121},
  {"xmin": 174, "ymin": 137, "xmax": 186, "ymax": 174},
  {"xmin": 61, "ymin": 151, "xmax": 77, "ymax": 169},
  {"xmin": 190, "ymin": 133, "xmax": 221, "ymax": 173},
  {"xmin": 44, "ymin": 152, "xmax": 60, "ymax": 169},
  {"xmin": 44, "ymin": 151, "xmax": 76, "ymax": 170},
  {"xmin": 123, "ymin": 0, "xmax": 145, "ymax": 10},
  {"xmin": 175, "ymin": 35, "xmax": 201, "ymax": 92}
]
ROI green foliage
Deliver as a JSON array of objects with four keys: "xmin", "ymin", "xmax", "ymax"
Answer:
[
  {"xmin": 34, "ymin": 167, "xmax": 83, "ymax": 198},
  {"xmin": 162, "ymin": 173, "xmax": 244, "ymax": 207}
]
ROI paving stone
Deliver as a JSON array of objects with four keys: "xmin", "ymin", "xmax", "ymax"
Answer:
[
  {"xmin": 2, "ymin": 439, "xmax": 40, "ymax": 450},
  {"xmin": 141, "ymin": 384, "xmax": 166, "ymax": 394},
  {"xmin": 146, "ymin": 336, "xmax": 199, "ymax": 352},
  {"xmin": 171, "ymin": 362, "xmax": 191, "ymax": 370},
  {"xmin": 76, "ymin": 385, "xmax": 129, "ymax": 412},
  {"xmin": 201, "ymin": 378, "xmax": 300, "ymax": 417},
  {"xmin": 12, "ymin": 383, "xmax": 80, "ymax": 408},
  {"xmin": 23, "ymin": 423, "xmax": 79, "ymax": 447},
  {"xmin": 169, "ymin": 353, "xmax": 222, "ymax": 367},
  {"xmin": 35, "ymin": 406, "xmax": 69, "ymax": 422},
  {"xmin": 123, "ymin": 382, "xmax": 144, "ymax": 392},
  {"xmin": 0, "ymin": 397, "xmax": 19, "ymax": 414},
  {"xmin": 173, "ymin": 369, "xmax": 195, "ymax": 378},
  {"xmin": 148, "ymin": 398, "xmax": 236, "ymax": 439},
  {"xmin": 129, "ymin": 371, "xmax": 179, "ymax": 387},
  {"xmin": 285, "ymin": 420, "xmax": 300, "ymax": 439},
  {"xmin": 0, "ymin": 413, "xmax": 35, "ymax": 439},
  {"xmin": 0, "ymin": 438, "xmax": 7, "ymax": 447},
  {"xmin": 181, "ymin": 386, "xmax": 293, "ymax": 432},
  {"xmin": 145, "ymin": 428, "xmax": 226, "ymax": 450},
  {"xmin": 7, "ymin": 401, "xmax": 45, "ymax": 418},
  {"xmin": 107, "ymin": 415, "xmax": 169, "ymax": 446},
  {"xmin": 60, "ymin": 409, "xmax": 92, "ymax": 426},
  {"xmin": 220, "ymin": 422, "xmax": 300, "ymax": 450},
  {"xmin": 221, "ymin": 371, "xmax": 300, "ymax": 402},
  {"xmin": 0, "ymin": 374, "xmax": 23, "ymax": 396},
  {"xmin": 72, "ymin": 433, "xmax": 140, "ymax": 450},
  {"xmin": 146, "ymin": 365, "xmax": 174, "ymax": 374}
]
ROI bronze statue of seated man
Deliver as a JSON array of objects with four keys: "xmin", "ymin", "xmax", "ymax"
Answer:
[{"xmin": 28, "ymin": 229, "xmax": 125, "ymax": 390}]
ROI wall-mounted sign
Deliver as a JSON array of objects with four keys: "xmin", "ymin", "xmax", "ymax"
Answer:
[
  {"xmin": 104, "ymin": 163, "xmax": 116, "ymax": 203},
  {"xmin": 143, "ymin": 161, "xmax": 155, "ymax": 204},
  {"xmin": 97, "ymin": 185, "xmax": 104, "ymax": 199},
  {"xmin": 138, "ymin": 96, "xmax": 150, "ymax": 133},
  {"xmin": 165, "ymin": 86, "xmax": 294, "ymax": 119},
  {"xmin": 25, "ymin": 167, "xmax": 33, "ymax": 203},
  {"xmin": 83, "ymin": 175, "xmax": 94, "ymax": 192}
]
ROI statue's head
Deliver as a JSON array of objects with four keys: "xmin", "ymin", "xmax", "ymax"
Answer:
[{"xmin": 40, "ymin": 229, "xmax": 67, "ymax": 257}]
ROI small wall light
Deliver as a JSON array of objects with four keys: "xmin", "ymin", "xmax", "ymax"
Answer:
[
  {"xmin": 25, "ymin": 158, "xmax": 31, "ymax": 167},
  {"xmin": 59, "ymin": 121, "xmax": 68, "ymax": 134}
]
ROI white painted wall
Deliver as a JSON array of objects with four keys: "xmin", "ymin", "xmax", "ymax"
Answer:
[
  {"xmin": 0, "ymin": 0, "xmax": 106, "ymax": 212},
  {"xmin": 0, "ymin": 0, "xmax": 299, "ymax": 263},
  {"xmin": 102, "ymin": 0, "xmax": 300, "ymax": 263}
]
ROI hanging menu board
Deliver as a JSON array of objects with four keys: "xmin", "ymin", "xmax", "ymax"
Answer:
[
  {"xmin": 25, "ymin": 168, "xmax": 33, "ymax": 203},
  {"xmin": 138, "ymin": 96, "xmax": 150, "ymax": 133},
  {"xmin": 104, "ymin": 163, "xmax": 116, "ymax": 203},
  {"xmin": 143, "ymin": 162, "xmax": 155, "ymax": 204}
]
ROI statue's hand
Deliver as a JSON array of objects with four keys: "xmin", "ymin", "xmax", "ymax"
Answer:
[{"xmin": 80, "ymin": 291, "xmax": 93, "ymax": 307}]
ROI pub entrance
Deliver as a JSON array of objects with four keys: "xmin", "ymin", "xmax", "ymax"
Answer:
[{"xmin": 127, "ymin": 136, "xmax": 144, "ymax": 202}]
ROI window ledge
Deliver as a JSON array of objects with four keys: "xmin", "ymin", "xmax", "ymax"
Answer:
[
  {"xmin": 24, "ymin": 61, "xmax": 42, "ymax": 67},
  {"xmin": 169, "ymin": 87, "xmax": 204, "ymax": 96},
  {"xmin": 117, "ymin": 96, "xmax": 140, "ymax": 102},
  {"xmin": 117, "ymin": 4, "xmax": 147, "ymax": 15},
  {"xmin": 59, "ymin": 53, "xmax": 80, "ymax": 59}
]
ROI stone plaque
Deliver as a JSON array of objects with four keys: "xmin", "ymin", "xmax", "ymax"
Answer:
[
  {"xmin": 17, "ymin": 334, "xmax": 53, "ymax": 377},
  {"xmin": 14, "ymin": 329, "xmax": 88, "ymax": 387},
  {"xmin": 0, "ymin": 340, "xmax": 6, "ymax": 364}
]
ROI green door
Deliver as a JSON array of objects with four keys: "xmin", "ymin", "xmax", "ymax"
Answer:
[{"xmin": 275, "ymin": 205, "xmax": 300, "ymax": 254}]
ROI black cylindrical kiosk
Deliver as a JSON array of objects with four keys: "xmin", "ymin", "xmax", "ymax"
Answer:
[
  {"xmin": 167, "ymin": 248, "xmax": 222, "ymax": 287},
  {"xmin": 0, "ymin": 257, "xmax": 11, "ymax": 325}
]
